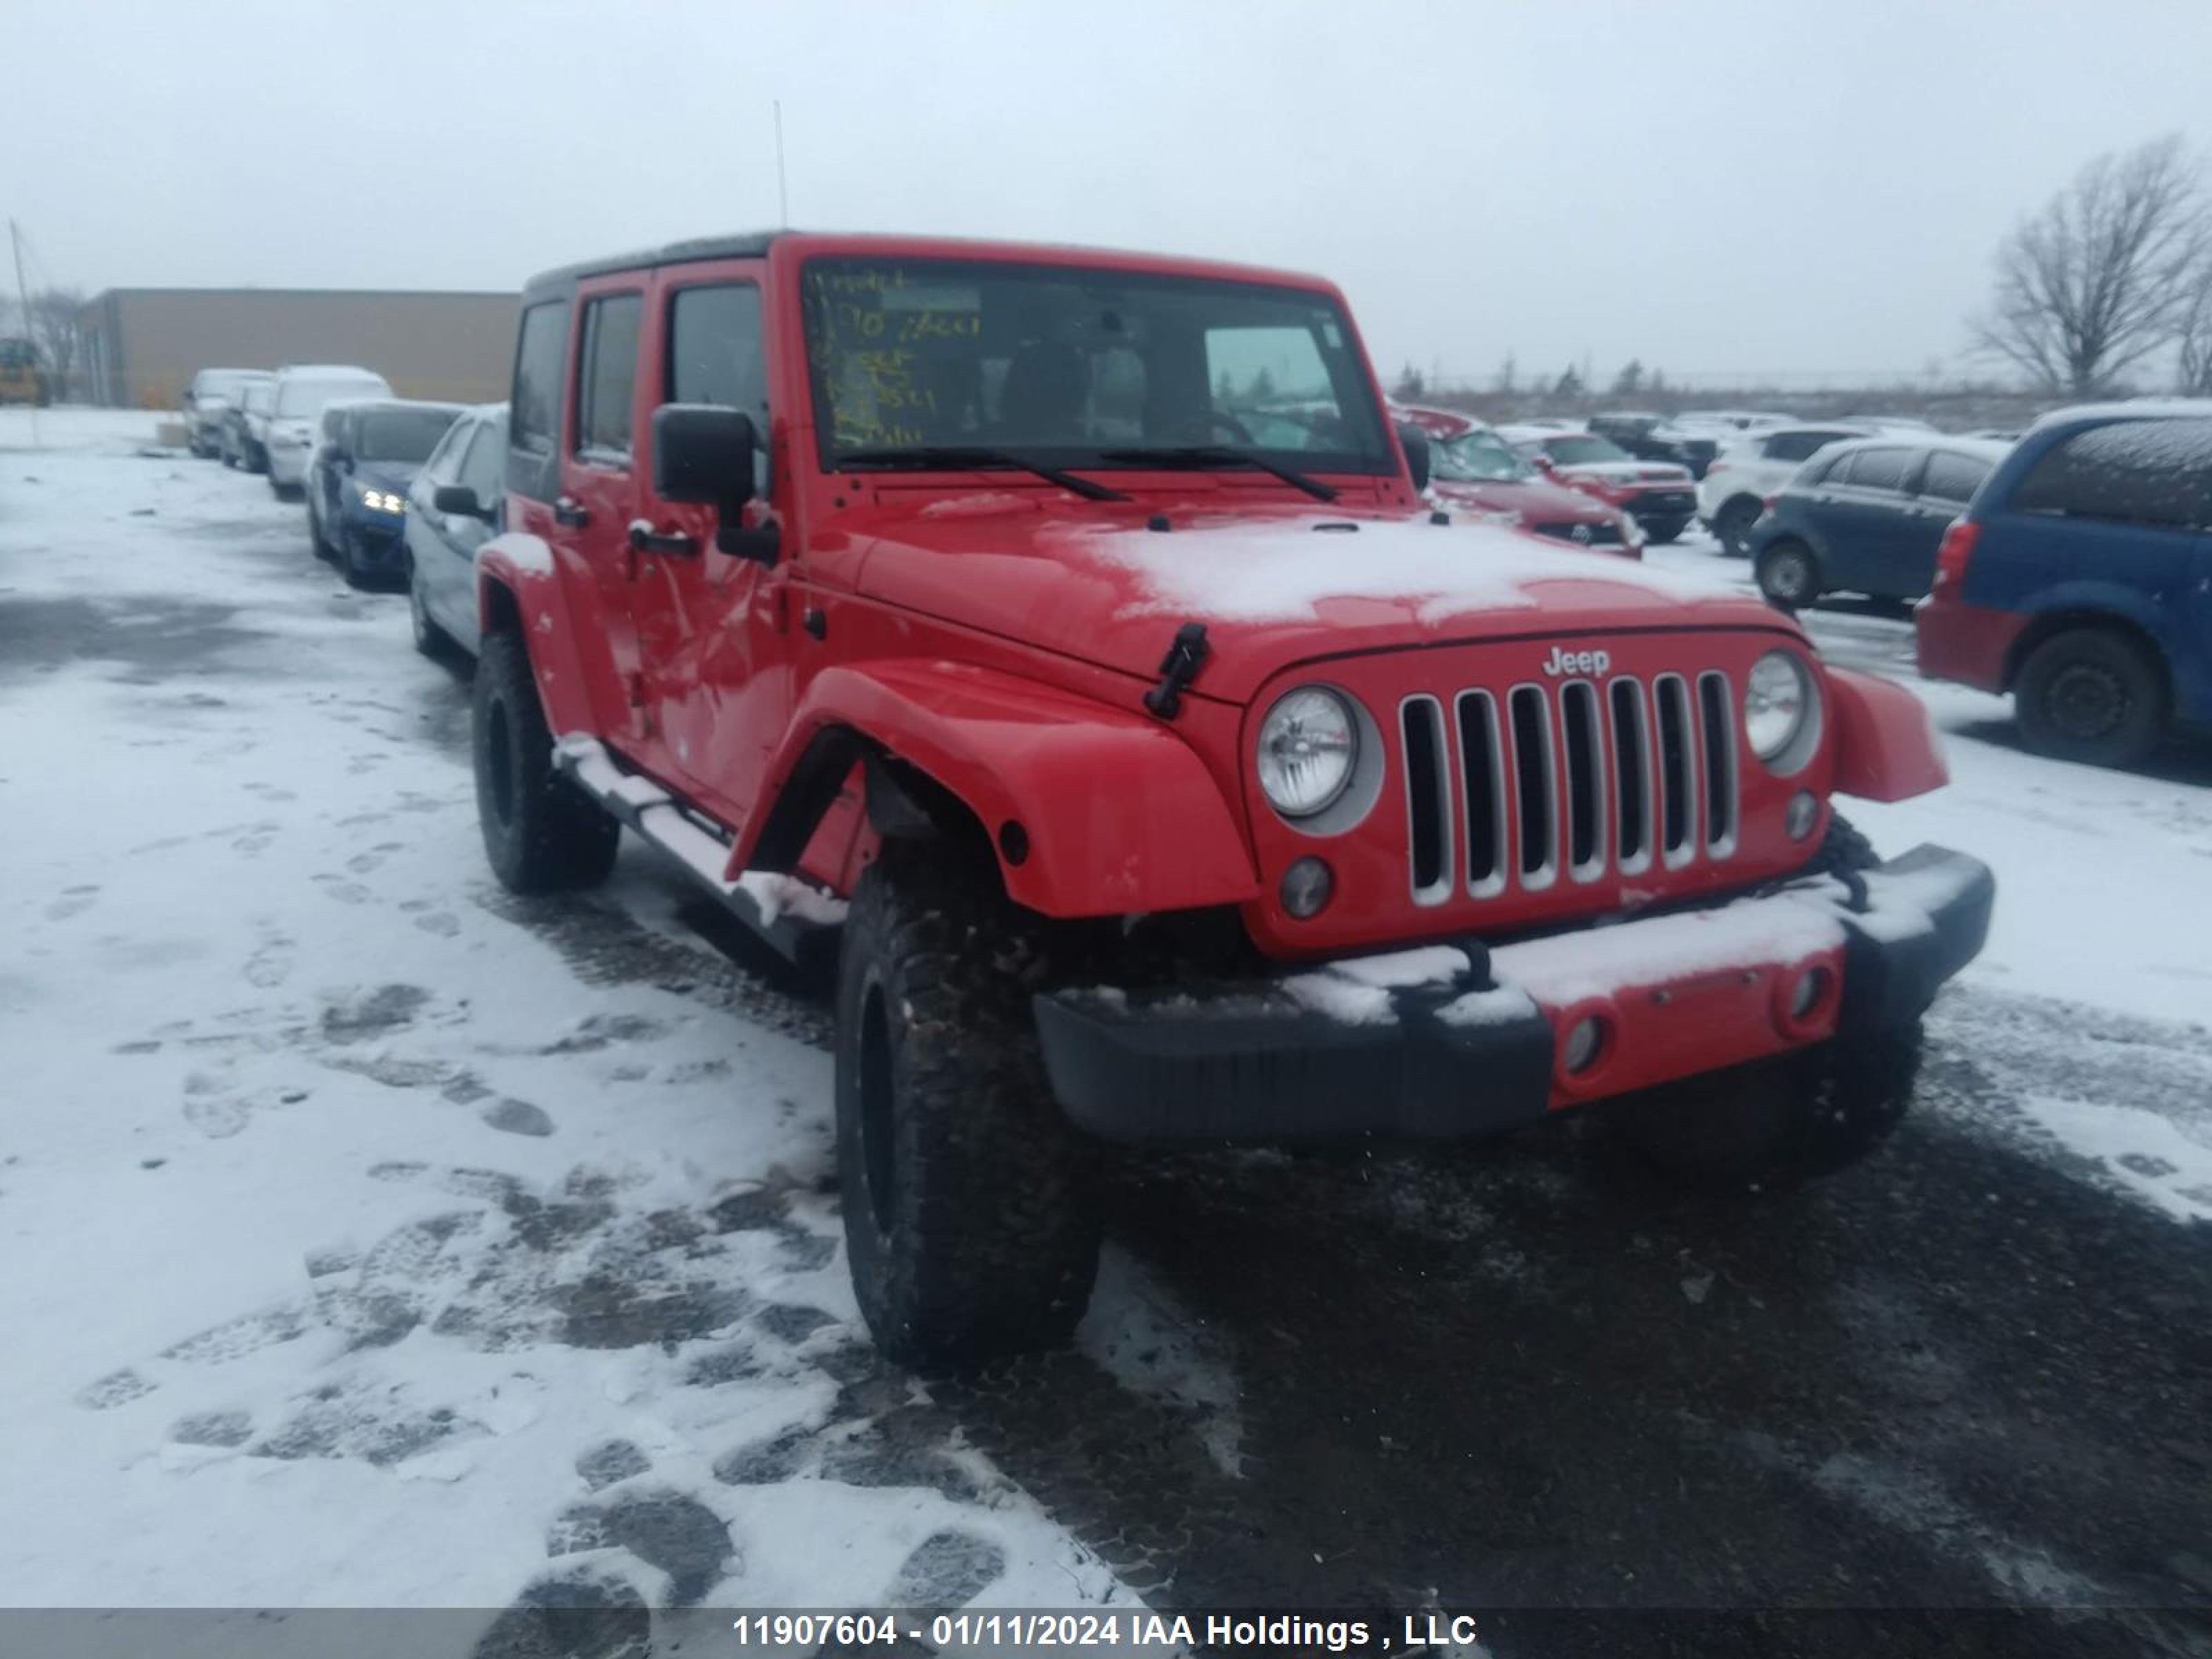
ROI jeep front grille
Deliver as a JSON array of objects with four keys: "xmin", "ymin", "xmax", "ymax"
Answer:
[{"xmin": 1403, "ymin": 673, "xmax": 1740, "ymax": 899}]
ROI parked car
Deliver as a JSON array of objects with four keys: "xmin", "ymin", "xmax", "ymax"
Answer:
[
  {"xmin": 264, "ymin": 364, "xmax": 393, "ymax": 497},
  {"xmin": 304, "ymin": 397, "xmax": 463, "ymax": 586},
  {"xmin": 464, "ymin": 229, "xmax": 1986, "ymax": 1365},
  {"xmin": 220, "ymin": 376, "xmax": 276, "ymax": 470},
  {"xmin": 1746, "ymin": 436, "xmax": 2010, "ymax": 609},
  {"xmin": 1496, "ymin": 424, "xmax": 1699, "ymax": 542},
  {"xmin": 1917, "ymin": 402, "xmax": 2212, "ymax": 767},
  {"xmin": 1588, "ymin": 411, "xmax": 1721, "ymax": 480},
  {"xmin": 404, "ymin": 403, "xmax": 508, "ymax": 656},
  {"xmin": 1698, "ymin": 423, "xmax": 1874, "ymax": 555},
  {"xmin": 1394, "ymin": 403, "xmax": 1641, "ymax": 555},
  {"xmin": 0, "ymin": 337, "xmax": 51, "ymax": 406},
  {"xmin": 183, "ymin": 368, "xmax": 263, "ymax": 457}
]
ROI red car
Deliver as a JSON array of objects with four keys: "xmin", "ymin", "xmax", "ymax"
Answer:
[
  {"xmin": 1394, "ymin": 402, "xmax": 1642, "ymax": 556},
  {"xmin": 469, "ymin": 230, "xmax": 1990, "ymax": 1363},
  {"xmin": 1497, "ymin": 424, "xmax": 1700, "ymax": 543}
]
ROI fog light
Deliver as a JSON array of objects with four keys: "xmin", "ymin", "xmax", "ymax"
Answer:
[
  {"xmin": 1790, "ymin": 966, "xmax": 1830, "ymax": 1019},
  {"xmin": 1562, "ymin": 1014, "xmax": 1606, "ymax": 1074},
  {"xmin": 1280, "ymin": 856, "xmax": 1333, "ymax": 919},
  {"xmin": 1785, "ymin": 789, "xmax": 1819, "ymax": 841}
]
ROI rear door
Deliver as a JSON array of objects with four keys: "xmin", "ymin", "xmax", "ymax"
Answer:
[
  {"xmin": 1821, "ymin": 445, "xmax": 1922, "ymax": 597},
  {"xmin": 629, "ymin": 261, "xmax": 787, "ymax": 825},
  {"xmin": 1904, "ymin": 449, "xmax": 1994, "ymax": 599}
]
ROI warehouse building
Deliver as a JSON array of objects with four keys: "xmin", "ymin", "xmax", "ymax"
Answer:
[{"xmin": 77, "ymin": 288, "xmax": 518, "ymax": 409}]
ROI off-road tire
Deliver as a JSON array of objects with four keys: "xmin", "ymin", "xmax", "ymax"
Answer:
[
  {"xmin": 834, "ymin": 845, "xmax": 1100, "ymax": 1365},
  {"xmin": 1756, "ymin": 538, "xmax": 1820, "ymax": 609},
  {"xmin": 1712, "ymin": 496, "xmax": 1762, "ymax": 557},
  {"xmin": 1615, "ymin": 812, "xmax": 1918, "ymax": 1186},
  {"xmin": 2014, "ymin": 627, "xmax": 2165, "ymax": 769},
  {"xmin": 471, "ymin": 630, "xmax": 620, "ymax": 892}
]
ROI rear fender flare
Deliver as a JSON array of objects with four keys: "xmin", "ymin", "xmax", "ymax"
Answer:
[
  {"xmin": 1826, "ymin": 666, "xmax": 1947, "ymax": 802},
  {"xmin": 740, "ymin": 661, "xmax": 1260, "ymax": 917},
  {"xmin": 476, "ymin": 533, "xmax": 596, "ymax": 736}
]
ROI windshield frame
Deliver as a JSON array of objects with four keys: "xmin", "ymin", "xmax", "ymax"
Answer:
[{"xmin": 798, "ymin": 254, "xmax": 1398, "ymax": 480}]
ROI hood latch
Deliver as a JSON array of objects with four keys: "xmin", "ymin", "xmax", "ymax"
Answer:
[{"xmin": 1143, "ymin": 621, "xmax": 1211, "ymax": 720}]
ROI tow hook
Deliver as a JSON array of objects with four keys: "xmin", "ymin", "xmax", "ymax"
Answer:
[{"xmin": 1143, "ymin": 621, "xmax": 1211, "ymax": 720}]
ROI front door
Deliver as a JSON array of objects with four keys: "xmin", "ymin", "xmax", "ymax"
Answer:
[
  {"xmin": 559, "ymin": 278, "xmax": 652, "ymax": 755},
  {"xmin": 626, "ymin": 263, "xmax": 789, "ymax": 832}
]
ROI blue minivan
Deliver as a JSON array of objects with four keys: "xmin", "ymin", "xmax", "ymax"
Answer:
[
  {"xmin": 1917, "ymin": 404, "xmax": 2212, "ymax": 767},
  {"xmin": 1748, "ymin": 435, "xmax": 2011, "ymax": 610}
]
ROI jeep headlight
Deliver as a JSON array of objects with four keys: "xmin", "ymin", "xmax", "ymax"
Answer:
[
  {"xmin": 1744, "ymin": 650, "xmax": 1819, "ymax": 769},
  {"xmin": 1257, "ymin": 686, "xmax": 1358, "ymax": 817}
]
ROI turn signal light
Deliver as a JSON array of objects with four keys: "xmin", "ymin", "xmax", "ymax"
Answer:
[{"xmin": 1932, "ymin": 521, "xmax": 1980, "ymax": 594}]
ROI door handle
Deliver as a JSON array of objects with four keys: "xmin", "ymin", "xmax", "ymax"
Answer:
[
  {"xmin": 554, "ymin": 496, "xmax": 590, "ymax": 528},
  {"xmin": 628, "ymin": 523, "xmax": 697, "ymax": 556}
]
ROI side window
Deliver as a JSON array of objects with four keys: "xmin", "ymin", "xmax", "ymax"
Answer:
[
  {"xmin": 576, "ymin": 292, "xmax": 645, "ymax": 465},
  {"xmin": 1841, "ymin": 447, "xmax": 1911, "ymax": 494},
  {"xmin": 1919, "ymin": 451, "xmax": 1990, "ymax": 505},
  {"xmin": 2009, "ymin": 418, "xmax": 2212, "ymax": 529},
  {"xmin": 421, "ymin": 420, "xmax": 470, "ymax": 485},
  {"xmin": 668, "ymin": 283, "xmax": 769, "ymax": 488},
  {"xmin": 511, "ymin": 301, "xmax": 568, "ymax": 458},
  {"xmin": 1765, "ymin": 432, "xmax": 1817, "ymax": 462},
  {"xmin": 460, "ymin": 422, "xmax": 507, "ymax": 503}
]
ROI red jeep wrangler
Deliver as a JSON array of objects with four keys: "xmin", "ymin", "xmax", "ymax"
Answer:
[{"xmin": 469, "ymin": 232, "xmax": 1993, "ymax": 1365}]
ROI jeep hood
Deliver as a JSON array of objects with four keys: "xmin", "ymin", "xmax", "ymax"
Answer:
[{"xmin": 846, "ymin": 500, "xmax": 1788, "ymax": 704}]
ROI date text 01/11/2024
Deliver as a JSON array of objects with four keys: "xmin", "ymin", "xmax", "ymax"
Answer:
[{"xmin": 725, "ymin": 1611, "xmax": 1482, "ymax": 1650}]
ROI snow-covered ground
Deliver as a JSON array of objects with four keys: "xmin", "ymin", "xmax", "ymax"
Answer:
[{"xmin": 3, "ymin": 409, "xmax": 2207, "ymax": 1634}]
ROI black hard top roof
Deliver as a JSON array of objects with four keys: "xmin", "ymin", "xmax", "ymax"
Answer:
[{"xmin": 522, "ymin": 232, "xmax": 788, "ymax": 301}]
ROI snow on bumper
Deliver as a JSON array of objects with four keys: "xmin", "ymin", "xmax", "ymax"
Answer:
[{"xmin": 1033, "ymin": 845, "xmax": 1993, "ymax": 1145}]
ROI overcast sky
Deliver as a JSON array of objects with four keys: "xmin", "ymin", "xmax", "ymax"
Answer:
[{"xmin": 8, "ymin": 0, "xmax": 2211, "ymax": 388}]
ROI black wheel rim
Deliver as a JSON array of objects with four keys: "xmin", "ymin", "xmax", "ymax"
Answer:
[
  {"xmin": 2045, "ymin": 663, "xmax": 2126, "ymax": 740},
  {"xmin": 856, "ymin": 983, "xmax": 898, "ymax": 1233},
  {"xmin": 485, "ymin": 697, "xmax": 516, "ymax": 825}
]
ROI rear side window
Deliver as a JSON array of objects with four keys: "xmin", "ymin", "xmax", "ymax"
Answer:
[
  {"xmin": 1764, "ymin": 430, "xmax": 1844, "ymax": 462},
  {"xmin": 511, "ymin": 302, "xmax": 568, "ymax": 457},
  {"xmin": 1919, "ymin": 451, "xmax": 1990, "ymax": 505},
  {"xmin": 1841, "ymin": 447, "xmax": 1912, "ymax": 493},
  {"xmin": 577, "ymin": 292, "xmax": 645, "ymax": 463},
  {"xmin": 2008, "ymin": 418, "xmax": 2212, "ymax": 530}
]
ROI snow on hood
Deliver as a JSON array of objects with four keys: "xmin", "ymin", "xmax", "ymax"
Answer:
[
  {"xmin": 1555, "ymin": 460, "xmax": 1691, "ymax": 484},
  {"xmin": 1062, "ymin": 512, "xmax": 1686, "ymax": 626}
]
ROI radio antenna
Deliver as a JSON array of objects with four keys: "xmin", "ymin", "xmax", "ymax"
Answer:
[{"xmin": 773, "ymin": 101, "xmax": 790, "ymax": 227}]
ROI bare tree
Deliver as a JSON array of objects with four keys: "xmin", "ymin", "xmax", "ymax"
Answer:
[
  {"xmin": 27, "ymin": 287, "xmax": 86, "ymax": 394},
  {"xmin": 1969, "ymin": 134, "xmax": 2209, "ymax": 395},
  {"xmin": 2177, "ymin": 259, "xmax": 2212, "ymax": 395}
]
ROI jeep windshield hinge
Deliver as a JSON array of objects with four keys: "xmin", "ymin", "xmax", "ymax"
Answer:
[{"xmin": 1143, "ymin": 621, "xmax": 1210, "ymax": 720}]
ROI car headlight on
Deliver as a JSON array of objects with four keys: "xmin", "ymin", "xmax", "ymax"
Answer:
[
  {"xmin": 1257, "ymin": 686, "xmax": 1358, "ymax": 818},
  {"xmin": 356, "ymin": 485, "xmax": 405, "ymax": 514},
  {"xmin": 1744, "ymin": 650, "xmax": 1819, "ymax": 770}
]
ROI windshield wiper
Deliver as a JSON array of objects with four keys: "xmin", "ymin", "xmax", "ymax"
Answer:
[
  {"xmin": 1100, "ymin": 446, "xmax": 1338, "ymax": 503},
  {"xmin": 838, "ymin": 445, "xmax": 1130, "ymax": 503}
]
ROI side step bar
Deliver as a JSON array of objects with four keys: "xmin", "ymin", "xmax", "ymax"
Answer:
[{"xmin": 552, "ymin": 734, "xmax": 847, "ymax": 966}]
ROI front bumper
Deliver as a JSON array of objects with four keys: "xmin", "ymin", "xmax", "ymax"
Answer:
[
  {"xmin": 267, "ymin": 445, "xmax": 310, "ymax": 485},
  {"xmin": 1035, "ymin": 845, "xmax": 1992, "ymax": 1146},
  {"xmin": 1625, "ymin": 487, "xmax": 1698, "ymax": 520},
  {"xmin": 341, "ymin": 514, "xmax": 408, "ymax": 573}
]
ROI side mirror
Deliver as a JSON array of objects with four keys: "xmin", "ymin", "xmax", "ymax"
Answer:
[
  {"xmin": 1396, "ymin": 422, "xmax": 1432, "ymax": 494},
  {"xmin": 433, "ymin": 483, "xmax": 489, "ymax": 520},
  {"xmin": 653, "ymin": 404, "xmax": 771, "ymax": 561}
]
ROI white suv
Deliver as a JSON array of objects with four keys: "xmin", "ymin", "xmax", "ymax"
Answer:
[
  {"xmin": 1697, "ymin": 423, "xmax": 1872, "ymax": 555},
  {"xmin": 264, "ymin": 364, "xmax": 393, "ymax": 496}
]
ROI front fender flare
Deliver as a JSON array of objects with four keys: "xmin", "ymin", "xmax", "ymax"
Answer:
[
  {"xmin": 476, "ymin": 533, "xmax": 597, "ymax": 737},
  {"xmin": 1826, "ymin": 666, "xmax": 1947, "ymax": 802},
  {"xmin": 743, "ymin": 661, "xmax": 1260, "ymax": 917}
]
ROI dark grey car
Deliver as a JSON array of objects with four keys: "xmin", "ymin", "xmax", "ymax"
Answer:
[
  {"xmin": 404, "ymin": 403, "xmax": 507, "ymax": 659},
  {"xmin": 1747, "ymin": 436, "xmax": 2012, "ymax": 609}
]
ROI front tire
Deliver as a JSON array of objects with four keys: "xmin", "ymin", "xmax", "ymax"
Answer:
[
  {"xmin": 834, "ymin": 847, "xmax": 1100, "ymax": 1366},
  {"xmin": 2014, "ymin": 628, "xmax": 2165, "ymax": 769},
  {"xmin": 471, "ymin": 630, "xmax": 621, "ymax": 892},
  {"xmin": 1640, "ymin": 516, "xmax": 1689, "ymax": 545},
  {"xmin": 1756, "ymin": 538, "xmax": 1821, "ymax": 609}
]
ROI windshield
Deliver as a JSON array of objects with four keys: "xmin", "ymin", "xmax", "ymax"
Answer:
[
  {"xmin": 1544, "ymin": 435, "xmax": 1632, "ymax": 465},
  {"xmin": 1432, "ymin": 430, "xmax": 1532, "ymax": 483},
  {"xmin": 801, "ymin": 256, "xmax": 1395, "ymax": 475},
  {"xmin": 356, "ymin": 408, "xmax": 458, "ymax": 464},
  {"xmin": 278, "ymin": 377, "xmax": 382, "ymax": 417}
]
